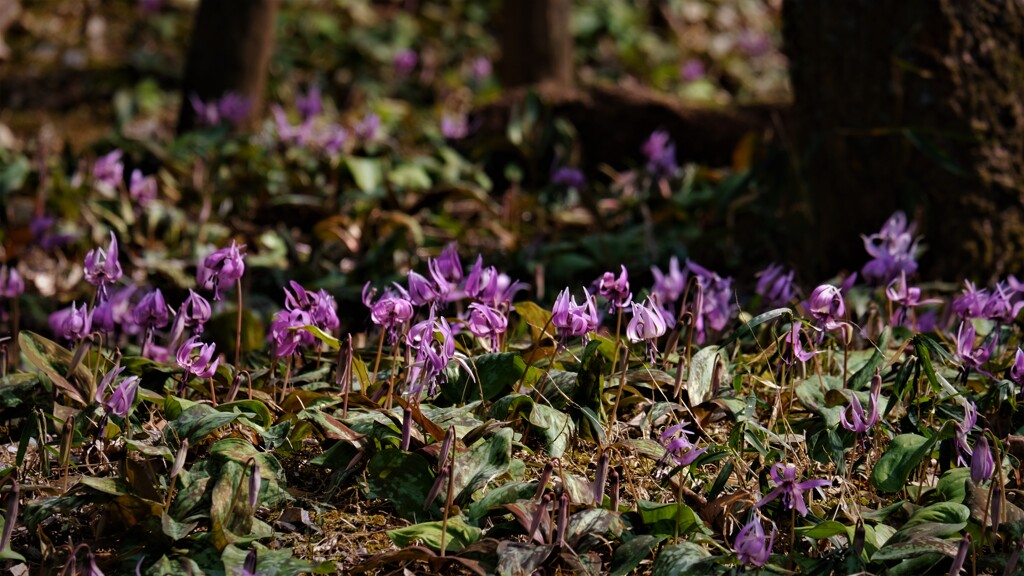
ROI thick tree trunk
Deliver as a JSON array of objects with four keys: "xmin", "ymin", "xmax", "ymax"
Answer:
[
  {"xmin": 177, "ymin": 0, "xmax": 279, "ymax": 134},
  {"xmin": 784, "ymin": 0, "xmax": 1024, "ymax": 281},
  {"xmin": 498, "ymin": 0, "xmax": 573, "ymax": 88}
]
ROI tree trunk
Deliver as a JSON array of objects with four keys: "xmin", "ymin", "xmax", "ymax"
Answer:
[
  {"xmin": 783, "ymin": 0, "xmax": 1024, "ymax": 281},
  {"xmin": 177, "ymin": 0, "xmax": 280, "ymax": 134},
  {"xmin": 498, "ymin": 0, "xmax": 573, "ymax": 88}
]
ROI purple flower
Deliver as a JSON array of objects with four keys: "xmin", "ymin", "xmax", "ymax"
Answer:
[
  {"xmin": 362, "ymin": 282, "xmax": 415, "ymax": 341},
  {"xmin": 981, "ymin": 282, "xmax": 1024, "ymax": 324},
  {"xmin": 441, "ymin": 114, "xmax": 469, "ymax": 140},
  {"xmin": 861, "ymin": 211, "xmax": 919, "ymax": 284},
  {"xmin": 808, "ymin": 284, "xmax": 846, "ymax": 331},
  {"xmin": 180, "ymin": 289, "xmax": 212, "ymax": 332},
  {"xmin": 0, "ymin": 265, "xmax": 24, "ymax": 298},
  {"xmin": 552, "ymin": 166, "xmax": 586, "ymax": 189},
  {"xmin": 467, "ymin": 303, "xmax": 507, "ymax": 350},
  {"xmin": 93, "ymin": 150, "xmax": 124, "ymax": 190},
  {"xmin": 651, "ymin": 256, "xmax": 686, "ymax": 311},
  {"xmin": 658, "ymin": 422, "xmax": 708, "ymax": 467},
  {"xmin": 680, "ymin": 59, "xmax": 706, "ymax": 82},
  {"xmin": 687, "ymin": 260, "xmax": 733, "ymax": 343},
  {"xmin": 953, "ymin": 281, "xmax": 988, "ymax": 320},
  {"xmin": 956, "ymin": 322, "xmax": 995, "ymax": 371},
  {"xmin": 755, "ymin": 263, "xmax": 796, "ymax": 308},
  {"xmin": 133, "ymin": 289, "xmax": 169, "ymax": 330},
  {"xmin": 283, "ymin": 281, "xmax": 339, "ymax": 331},
  {"xmin": 406, "ymin": 314, "xmax": 456, "ymax": 397},
  {"xmin": 464, "ymin": 257, "xmax": 528, "ymax": 308},
  {"xmin": 190, "ymin": 93, "xmax": 251, "ymax": 127},
  {"xmin": 971, "ymin": 434, "xmax": 994, "ymax": 483},
  {"xmin": 1010, "ymin": 348, "xmax": 1024, "ymax": 385},
  {"xmin": 755, "ymin": 463, "xmax": 830, "ymax": 517},
  {"xmin": 627, "ymin": 297, "xmax": 668, "ymax": 362},
  {"xmin": 84, "ymin": 232, "xmax": 123, "ymax": 300},
  {"xmin": 129, "ymin": 170, "xmax": 158, "ymax": 206},
  {"xmin": 471, "ymin": 56, "xmax": 492, "ymax": 80},
  {"xmin": 551, "ymin": 288, "xmax": 598, "ymax": 340},
  {"xmin": 954, "ymin": 402, "xmax": 978, "ymax": 466},
  {"xmin": 840, "ymin": 376, "xmax": 880, "ymax": 434},
  {"xmin": 197, "ymin": 241, "xmax": 246, "ymax": 301},
  {"xmin": 103, "ymin": 374, "xmax": 140, "ymax": 418},
  {"xmin": 428, "ymin": 243, "xmax": 463, "ymax": 300},
  {"xmin": 296, "ymin": 84, "xmax": 322, "ymax": 121},
  {"xmin": 885, "ymin": 271, "xmax": 941, "ymax": 327},
  {"xmin": 176, "ymin": 336, "xmax": 219, "ymax": 378},
  {"xmin": 269, "ymin": 308, "xmax": 315, "ymax": 358},
  {"xmin": 642, "ymin": 130, "xmax": 677, "ymax": 179},
  {"xmin": 783, "ymin": 322, "xmax": 817, "ymax": 365},
  {"xmin": 394, "ymin": 49, "xmax": 418, "ymax": 77},
  {"xmin": 356, "ymin": 114, "xmax": 381, "ymax": 142},
  {"xmin": 597, "ymin": 265, "xmax": 631, "ymax": 311},
  {"xmin": 734, "ymin": 517, "xmax": 774, "ymax": 568},
  {"xmin": 407, "ymin": 271, "xmax": 442, "ymax": 308},
  {"xmin": 93, "ymin": 285, "xmax": 137, "ymax": 334},
  {"xmin": 53, "ymin": 302, "xmax": 92, "ymax": 341}
]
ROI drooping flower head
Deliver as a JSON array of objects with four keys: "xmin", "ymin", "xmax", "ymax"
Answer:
[
  {"xmin": 93, "ymin": 285, "xmax": 138, "ymax": 335},
  {"xmin": 197, "ymin": 241, "xmax": 246, "ymax": 301},
  {"xmin": 755, "ymin": 263, "xmax": 797, "ymax": 308},
  {"xmin": 428, "ymin": 243, "xmax": 463, "ymax": 301},
  {"xmin": 269, "ymin": 308, "xmax": 315, "ymax": 358},
  {"xmin": 597, "ymin": 265, "xmax": 632, "ymax": 311},
  {"xmin": 283, "ymin": 281, "xmax": 338, "ymax": 332},
  {"xmin": 686, "ymin": 260, "xmax": 733, "ymax": 344},
  {"xmin": 464, "ymin": 256, "xmax": 527, "ymax": 308},
  {"xmin": 808, "ymin": 284, "xmax": 846, "ymax": 332},
  {"xmin": 861, "ymin": 210, "xmax": 919, "ymax": 284},
  {"xmin": 362, "ymin": 282, "xmax": 415, "ymax": 343},
  {"xmin": 407, "ymin": 271, "xmax": 442, "ymax": 308},
  {"xmin": 176, "ymin": 336, "xmax": 219, "ymax": 378},
  {"xmin": 755, "ymin": 463, "xmax": 830, "ymax": 517},
  {"xmin": 642, "ymin": 130, "xmax": 678, "ymax": 179},
  {"xmin": 52, "ymin": 302, "xmax": 92, "ymax": 341},
  {"xmin": 133, "ymin": 288, "xmax": 169, "ymax": 330},
  {"xmin": 0, "ymin": 265, "xmax": 24, "ymax": 298},
  {"xmin": 103, "ymin": 374, "xmax": 140, "ymax": 418},
  {"xmin": 658, "ymin": 421, "xmax": 708, "ymax": 467},
  {"xmin": 971, "ymin": 434, "xmax": 994, "ymax": 484},
  {"xmin": 1010, "ymin": 348, "xmax": 1024, "ymax": 385},
  {"xmin": 626, "ymin": 297, "xmax": 667, "ymax": 362},
  {"xmin": 954, "ymin": 401, "xmax": 978, "ymax": 466},
  {"xmin": 93, "ymin": 150, "xmax": 124, "ymax": 191},
  {"xmin": 840, "ymin": 376, "xmax": 881, "ymax": 434},
  {"xmin": 734, "ymin": 517, "xmax": 774, "ymax": 568},
  {"xmin": 84, "ymin": 232, "xmax": 123, "ymax": 301},
  {"xmin": 406, "ymin": 314, "xmax": 456, "ymax": 398},
  {"xmin": 551, "ymin": 288, "xmax": 599, "ymax": 341},
  {"xmin": 129, "ymin": 169, "xmax": 158, "ymax": 207},
  {"xmin": 956, "ymin": 322, "xmax": 995, "ymax": 371},
  {"xmin": 651, "ymin": 256, "xmax": 686, "ymax": 312},
  {"xmin": 467, "ymin": 303, "xmax": 508, "ymax": 351},
  {"xmin": 782, "ymin": 322, "xmax": 817, "ymax": 366}
]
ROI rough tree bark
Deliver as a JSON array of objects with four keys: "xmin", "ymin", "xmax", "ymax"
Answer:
[
  {"xmin": 498, "ymin": 0, "xmax": 574, "ymax": 88},
  {"xmin": 784, "ymin": 0, "xmax": 1024, "ymax": 281},
  {"xmin": 177, "ymin": 0, "xmax": 280, "ymax": 134}
]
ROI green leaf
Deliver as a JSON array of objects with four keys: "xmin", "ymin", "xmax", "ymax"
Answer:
[
  {"xmin": 527, "ymin": 404, "xmax": 575, "ymax": 458},
  {"xmin": 222, "ymin": 543, "xmax": 317, "ymax": 576},
  {"xmin": 444, "ymin": 353, "xmax": 526, "ymax": 404},
  {"xmin": 849, "ymin": 328, "xmax": 890, "ymax": 390},
  {"xmin": 161, "ymin": 511, "xmax": 198, "ymax": 541},
  {"xmin": 216, "ymin": 399, "xmax": 273, "ymax": 428},
  {"xmin": 637, "ymin": 500, "xmax": 704, "ymax": 538},
  {"xmin": 797, "ymin": 520, "xmax": 850, "ymax": 539},
  {"xmin": 893, "ymin": 502, "xmax": 970, "ymax": 541},
  {"xmin": 465, "ymin": 482, "xmax": 536, "ymax": 522},
  {"xmin": 344, "ymin": 156, "xmax": 383, "ymax": 192},
  {"xmin": 687, "ymin": 346, "xmax": 726, "ymax": 406},
  {"xmin": 933, "ymin": 468, "xmax": 971, "ymax": 504},
  {"xmin": 567, "ymin": 508, "xmax": 625, "ymax": 551},
  {"xmin": 610, "ymin": 535, "xmax": 665, "ymax": 576},
  {"xmin": 386, "ymin": 516, "xmax": 482, "ymax": 552},
  {"xmin": 453, "ymin": 428, "xmax": 513, "ymax": 504},
  {"xmin": 721, "ymin": 307, "xmax": 793, "ymax": 345},
  {"xmin": 870, "ymin": 434, "xmax": 937, "ymax": 493},
  {"xmin": 19, "ymin": 331, "xmax": 99, "ymax": 406},
  {"xmin": 651, "ymin": 542, "xmax": 714, "ymax": 576},
  {"xmin": 496, "ymin": 542, "xmax": 556, "ymax": 576},
  {"xmin": 165, "ymin": 404, "xmax": 240, "ymax": 445},
  {"xmin": 365, "ymin": 449, "xmax": 438, "ymax": 523}
]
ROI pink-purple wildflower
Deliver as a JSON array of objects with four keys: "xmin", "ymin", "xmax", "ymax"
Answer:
[
  {"xmin": 755, "ymin": 463, "xmax": 830, "ymax": 517},
  {"xmin": 197, "ymin": 241, "xmax": 246, "ymax": 301},
  {"xmin": 734, "ymin": 517, "xmax": 774, "ymax": 568}
]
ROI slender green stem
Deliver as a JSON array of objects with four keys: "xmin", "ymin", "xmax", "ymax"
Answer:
[{"xmin": 235, "ymin": 278, "xmax": 244, "ymax": 369}]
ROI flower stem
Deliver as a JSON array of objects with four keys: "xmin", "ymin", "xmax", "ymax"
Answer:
[{"xmin": 235, "ymin": 278, "xmax": 243, "ymax": 369}]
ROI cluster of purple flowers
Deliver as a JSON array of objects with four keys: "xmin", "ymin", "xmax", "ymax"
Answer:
[
  {"xmin": 190, "ymin": 92, "xmax": 252, "ymax": 128},
  {"xmin": 952, "ymin": 279, "xmax": 1024, "ymax": 324},
  {"xmin": 861, "ymin": 210, "xmax": 919, "ymax": 284},
  {"xmin": 650, "ymin": 257, "xmax": 734, "ymax": 344},
  {"xmin": 269, "ymin": 281, "xmax": 339, "ymax": 358}
]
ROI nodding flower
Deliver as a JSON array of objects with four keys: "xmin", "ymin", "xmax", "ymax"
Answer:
[
  {"xmin": 970, "ymin": 434, "xmax": 994, "ymax": 484},
  {"xmin": 176, "ymin": 336, "xmax": 219, "ymax": 379},
  {"xmin": 955, "ymin": 322, "xmax": 995, "ymax": 371},
  {"xmin": 808, "ymin": 284, "xmax": 846, "ymax": 332},
  {"xmin": 551, "ymin": 288, "xmax": 598, "ymax": 341},
  {"xmin": 756, "ymin": 263, "xmax": 797, "ymax": 308},
  {"xmin": 466, "ymin": 303, "xmax": 507, "ymax": 350},
  {"xmin": 755, "ymin": 463, "xmax": 830, "ymax": 517},
  {"xmin": 362, "ymin": 282, "xmax": 414, "ymax": 343},
  {"xmin": 734, "ymin": 516, "xmax": 774, "ymax": 568},
  {"xmin": 133, "ymin": 288, "xmax": 169, "ymax": 330},
  {"xmin": 597, "ymin": 265, "xmax": 632, "ymax": 311},
  {"xmin": 197, "ymin": 241, "xmax": 246, "ymax": 301},
  {"xmin": 84, "ymin": 232, "xmax": 123, "ymax": 301},
  {"xmin": 626, "ymin": 297, "xmax": 667, "ymax": 362}
]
